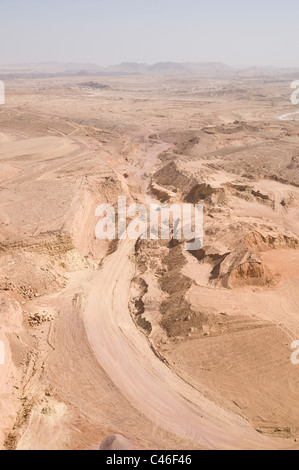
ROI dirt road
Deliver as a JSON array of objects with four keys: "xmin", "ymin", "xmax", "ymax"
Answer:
[
  {"xmin": 279, "ymin": 111, "xmax": 299, "ymax": 121},
  {"xmin": 82, "ymin": 142, "xmax": 288, "ymax": 450}
]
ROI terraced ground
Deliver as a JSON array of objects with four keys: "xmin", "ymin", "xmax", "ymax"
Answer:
[{"xmin": 0, "ymin": 74, "xmax": 299, "ymax": 450}]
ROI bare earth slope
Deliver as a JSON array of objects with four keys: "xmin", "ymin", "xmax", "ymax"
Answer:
[{"xmin": 0, "ymin": 74, "xmax": 299, "ymax": 449}]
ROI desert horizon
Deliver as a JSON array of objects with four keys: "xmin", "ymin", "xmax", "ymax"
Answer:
[{"xmin": 1, "ymin": 60, "xmax": 299, "ymax": 76}]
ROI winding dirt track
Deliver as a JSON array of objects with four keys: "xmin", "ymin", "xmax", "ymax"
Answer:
[
  {"xmin": 279, "ymin": 111, "xmax": 299, "ymax": 121},
  {"xmin": 83, "ymin": 239, "xmax": 291, "ymax": 450},
  {"xmin": 83, "ymin": 142, "xmax": 289, "ymax": 450}
]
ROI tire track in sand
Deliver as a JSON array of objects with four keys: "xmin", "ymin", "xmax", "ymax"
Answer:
[{"xmin": 83, "ymin": 141, "xmax": 289, "ymax": 450}]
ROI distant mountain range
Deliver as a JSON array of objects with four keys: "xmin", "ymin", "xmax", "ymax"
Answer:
[{"xmin": 0, "ymin": 61, "xmax": 298, "ymax": 79}]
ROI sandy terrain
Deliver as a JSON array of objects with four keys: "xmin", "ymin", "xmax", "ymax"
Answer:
[{"xmin": 0, "ymin": 71, "xmax": 299, "ymax": 450}]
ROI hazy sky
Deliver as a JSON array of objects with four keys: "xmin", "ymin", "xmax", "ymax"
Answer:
[{"xmin": 0, "ymin": 0, "xmax": 298, "ymax": 67}]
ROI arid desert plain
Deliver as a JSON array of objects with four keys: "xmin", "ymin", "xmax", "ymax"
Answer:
[{"xmin": 0, "ymin": 68, "xmax": 299, "ymax": 450}]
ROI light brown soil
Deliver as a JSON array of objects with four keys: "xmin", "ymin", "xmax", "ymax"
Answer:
[{"xmin": 0, "ymin": 73, "xmax": 299, "ymax": 450}]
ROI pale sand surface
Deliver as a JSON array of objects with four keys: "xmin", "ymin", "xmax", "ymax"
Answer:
[{"xmin": 0, "ymin": 74, "xmax": 298, "ymax": 449}]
